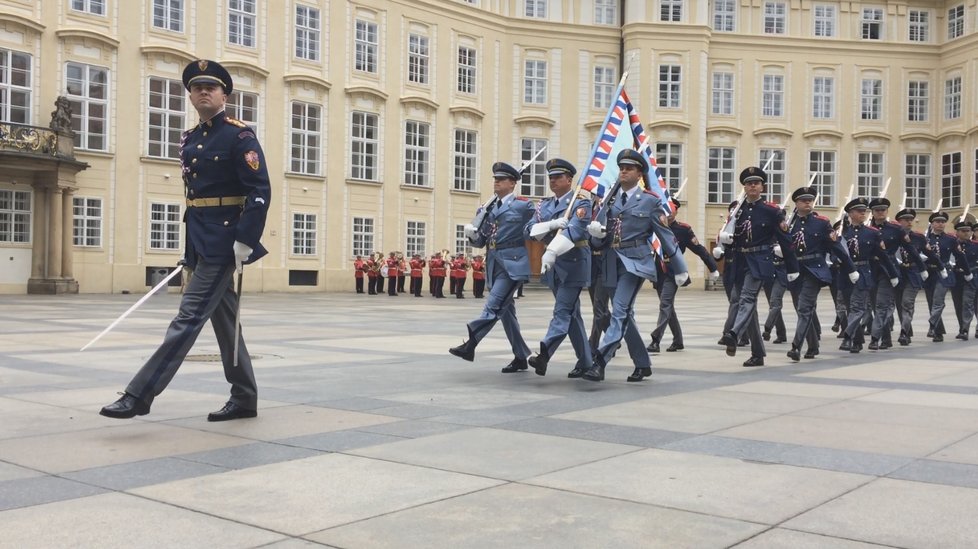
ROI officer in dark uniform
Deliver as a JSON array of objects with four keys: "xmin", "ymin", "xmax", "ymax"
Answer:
[
  {"xmin": 839, "ymin": 198, "xmax": 898, "ymax": 353},
  {"xmin": 717, "ymin": 167, "xmax": 799, "ymax": 366},
  {"xmin": 867, "ymin": 197, "xmax": 924, "ymax": 349},
  {"xmin": 784, "ymin": 186, "xmax": 857, "ymax": 361},
  {"xmin": 647, "ymin": 197, "xmax": 719, "ymax": 353},
  {"xmin": 951, "ymin": 218, "xmax": 978, "ymax": 339},
  {"xmin": 713, "ymin": 201, "xmax": 741, "ymax": 342},
  {"xmin": 893, "ymin": 208, "xmax": 943, "ymax": 345},
  {"xmin": 101, "ymin": 59, "xmax": 270, "ymax": 421},
  {"xmin": 924, "ymin": 211, "xmax": 972, "ymax": 341},
  {"xmin": 761, "ymin": 243, "xmax": 789, "ymax": 344}
]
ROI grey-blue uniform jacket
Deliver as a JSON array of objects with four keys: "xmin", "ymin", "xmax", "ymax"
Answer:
[
  {"xmin": 181, "ymin": 112, "xmax": 270, "ymax": 269},
  {"xmin": 729, "ymin": 199, "xmax": 799, "ymax": 281},
  {"xmin": 927, "ymin": 232, "xmax": 971, "ymax": 288},
  {"xmin": 590, "ymin": 188, "xmax": 687, "ymax": 286},
  {"xmin": 470, "ymin": 195, "xmax": 536, "ymax": 287},
  {"xmin": 842, "ymin": 223, "xmax": 898, "ymax": 290},
  {"xmin": 871, "ymin": 220, "xmax": 924, "ymax": 281},
  {"xmin": 525, "ymin": 191, "xmax": 592, "ymax": 288},
  {"xmin": 788, "ymin": 212, "xmax": 855, "ymax": 285}
]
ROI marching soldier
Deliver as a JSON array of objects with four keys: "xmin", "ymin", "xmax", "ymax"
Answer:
[
  {"xmin": 353, "ymin": 255, "xmax": 366, "ymax": 294},
  {"xmin": 951, "ymin": 218, "xmax": 978, "ymax": 340},
  {"xmin": 583, "ymin": 149, "xmax": 688, "ymax": 382},
  {"xmin": 449, "ymin": 162, "xmax": 535, "ymax": 372},
  {"xmin": 839, "ymin": 198, "xmax": 899, "ymax": 353},
  {"xmin": 717, "ymin": 167, "xmax": 799, "ymax": 367},
  {"xmin": 471, "ymin": 255, "xmax": 486, "ymax": 298},
  {"xmin": 784, "ymin": 186, "xmax": 857, "ymax": 361},
  {"xmin": 429, "ymin": 251, "xmax": 447, "ymax": 298},
  {"xmin": 647, "ymin": 197, "xmax": 719, "ymax": 353},
  {"xmin": 451, "ymin": 253, "xmax": 469, "ymax": 298},
  {"xmin": 409, "ymin": 253, "xmax": 426, "ymax": 297},
  {"xmin": 100, "ymin": 59, "xmax": 270, "ymax": 421},
  {"xmin": 385, "ymin": 252, "xmax": 400, "ymax": 296},
  {"xmin": 893, "ymin": 208, "xmax": 942, "ymax": 345},
  {"xmin": 761, "ymin": 245, "xmax": 789, "ymax": 344},
  {"xmin": 524, "ymin": 158, "xmax": 592, "ymax": 377},
  {"xmin": 867, "ymin": 198, "xmax": 924, "ymax": 349},
  {"xmin": 924, "ymin": 211, "xmax": 972, "ymax": 341}
]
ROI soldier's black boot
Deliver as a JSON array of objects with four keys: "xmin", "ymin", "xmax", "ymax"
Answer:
[
  {"xmin": 528, "ymin": 346, "xmax": 549, "ymax": 376},
  {"xmin": 839, "ymin": 338, "xmax": 852, "ymax": 352},
  {"xmin": 501, "ymin": 357, "xmax": 528, "ymax": 373},
  {"xmin": 626, "ymin": 366, "xmax": 652, "ymax": 382},
  {"xmin": 449, "ymin": 331, "xmax": 476, "ymax": 362},
  {"xmin": 787, "ymin": 345, "xmax": 801, "ymax": 362},
  {"xmin": 868, "ymin": 338, "xmax": 880, "ymax": 351},
  {"xmin": 646, "ymin": 336, "xmax": 660, "ymax": 353}
]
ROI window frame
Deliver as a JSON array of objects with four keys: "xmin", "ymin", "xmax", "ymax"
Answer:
[
  {"xmin": 148, "ymin": 202, "xmax": 182, "ymax": 251},
  {"xmin": 856, "ymin": 152, "xmax": 884, "ymax": 197},
  {"xmin": 294, "ymin": 4, "xmax": 321, "ymax": 62},
  {"xmin": 351, "ymin": 111, "xmax": 379, "ymax": 181},
  {"xmin": 72, "ymin": 196, "xmax": 103, "ymax": 248},
  {"xmin": 860, "ymin": 78, "xmax": 882, "ymax": 121},
  {"xmin": 289, "ymin": 101, "xmax": 322, "ymax": 176},
  {"xmin": 523, "ymin": 59, "xmax": 548, "ymax": 105},
  {"xmin": 941, "ymin": 152, "xmax": 962, "ymax": 208},
  {"xmin": 0, "ymin": 48, "xmax": 32, "ymax": 124},
  {"xmin": 354, "ymin": 19, "xmax": 378, "ymax": 74},
  {"xmin": 291, "ymin": 212, "xmax": 317, "ymax": 256},
  {"xmin": 944, "ymin": 76, "xmax": 962, "ymax": 120},
  {"xmin": 904, "ymin": 153, "xmax": 930, "ymax": 210},
  {"xmin": 907, "ymin": 80, "xmax": 929, "ymax": 122},
  {"xmin": 655, "ymin": 142, "xmax": 684, "ymax": 189},
  {"xmin": 520, "ymin": 137, "xmax": 548, "ymax": 197},
  {"xmin": 812, "ymin": 75, "xmax": 834, "ymax": 120},
  {"xmin": 813, "ymin": 4, "xmax": 835, "ymax": 37},
  {"xmin": 707, "ymin": 147, "xmax": 736, "ymax": 204},
  {"xmin": 352, "ymin": 217, "xmax": 374, "ymax": 258},
  {"xmin": 861, "ymin": 7, "xmax": 883, "ymax": 40},
  {"xmin": 407, "ymin": 33, "xmax": 430, "ymax": 86},
  {"xmin": 713, "ymin": 0, "xmax": 735, "ymax": 31},
  {"xmin": 763, "ymin": 2, "xmax": 786, "ymax": 34},
  {"xmin": 658, "ymin": 64, "xmax": 682, "ymax": 109},
  {"xmin": 152, "ymin": 0, "xmax": 184, "ymax": 32},
  {"xmin": 228, "ymin": 0, "xmax": 257, "ymax": 48},
  {"xmin": 711, "ymin": 71, "xmax": 734, "ymax": 116},
  {"xmin": 65, "ymin": 61, "xmax": 110, "ymax": 151},
  {"xmin": 146, "ymin": 76, "xmax": 185, "ymax": 160},
  {"xmin": 456, "ymin": 45, "xmax": 477, "ymax": 94},
  {"xmin": 453, "ymin": 128, "xmax": 478, "ymax": 192},
  {"xmin": 762, "ymin": 73, "xmax": 784, "ymax": 118},
  {"xmin": 404, "ymin": 120, "xmax": 431, "ymax": 187},
  {"xmin": 405, "ymin": 220, "xmax": 426, "ymax": 257},
  {"xmin": 809, "ymin": 150, "xmax": 837, "ymax": 207},
  {"xmin": 0, "ymin": 189, "xmax": 32, "ymax": 244},
  {"xmin": 908, "ymin": 10, "xmax": 930, "ymax": 42}
]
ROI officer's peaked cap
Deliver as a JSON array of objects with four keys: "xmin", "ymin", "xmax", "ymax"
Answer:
[
  {"xmin": 182, "ymin": 59, "xmax": 233, "ymax": 94},
  {"xmin": 670, "ymin": 197, "xmax": 681, "ymax": 210},
  {"xmin": 616, "ymin": 149, "xmax": 649, "ymax": 172},
  {"xmin": 895, "ymin": 208, "xmax": 917, "ymax": 220},
  {"xmin": 545, "ymin": 158, "xmax": 576, "ymax": 177},
  {"xmin": 791, "ymin": 186, "xmax": 818, "ymax": 201},
  {"xmin": 491, "ymin": 162, "xmax": 520, "ymax": 180},
  {"xmin": 739, "ymin": 167, "xmax": 767, "ymax": 185},
  {"xmin": 844, "ymin": 197, "xmax": 870, "ymax": 212},
  {"xmin": 928, "ymin": 211, "xmax": 950, "ymax": 223},
  {"xmin": 868, "ymin": 197, "xmax": 891, "ymax": 209}
]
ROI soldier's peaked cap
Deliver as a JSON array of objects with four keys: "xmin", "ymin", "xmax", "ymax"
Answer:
[
  {"xmin": 739, "ymin": 167, "xmax": 767, "ymax": 185},
  {"xmin": 869, "ymin": 197, "xmax": 891, "ymax": 209},
  {"xmin": 791, "ymin": 186, "xmax": 818, "ymax": 201},
  {"xmin": 895, "ymin": 208, "xmax": 917, "ymax": 220},
  {"xmin": 616, "ymin": 149, "xmax": 649, "ymax": 172},
  {"xmin": 929, "ymin": 211, "xmax": 950, "ymax": 223},
  {"xmin": 491, "ymin": 162, "xmax": 520, "ymax": 180},
  {"xmin": 182, "ymin": 59, "xmax": 233, "ymax": 94},
  {"xmin": 545, "ymin": 158, "xmax": 576, "ymax": 177},
  {"xmin": 844, "ymin": 197, "xmax": 870, "ymax": 212},
  {"xmin": 954, "ymin": 218, "xmax": 973, "ymax": 230},
  {"xmin": 670, "ymin": 197, "xmax": 682, "ymax": 209}
]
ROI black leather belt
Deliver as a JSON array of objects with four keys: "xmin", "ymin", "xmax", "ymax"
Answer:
[
  {"xmin": 489, "ymin": 240, "xmax": 524, "ymax": 250},
  {"xmin": 797, "ymin": 253, "xmax": 821, "ymax": 261},
  {"xmin": 739, "ymin": 245, "xmax": 770, "ymax": 253},
  {"xmin": 853, "ymin": 260, "xmax": 870, "ymax": 266},
  {"xmin": 612, "ymin": 239, "xmax": 646, "ymax": 249}
]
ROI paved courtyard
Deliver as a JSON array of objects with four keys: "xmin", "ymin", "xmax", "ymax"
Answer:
[{"xmin": 2, "ymin": 285, "xmax": 978, "ymax": 548}]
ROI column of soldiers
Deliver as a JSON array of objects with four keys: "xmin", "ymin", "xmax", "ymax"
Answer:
[{"xmin": 353, "ymin": 250, "xmax": 489, "ymax": 298}]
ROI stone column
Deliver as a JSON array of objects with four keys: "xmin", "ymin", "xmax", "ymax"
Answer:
[
  {"xmin": 61, "ymin": 187, "xmax": 74, "ymax": 278},
  {"xmin": 30, "ymin": 183, "xmax": 46, "ymax": 278},
  {"xmin": 47, "ymin": 187, "xmax": 63, "ymax": 278}
]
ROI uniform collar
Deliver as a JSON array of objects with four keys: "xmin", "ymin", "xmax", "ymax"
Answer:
[
  {"xmin": 497, "ymin": 192, "xmax": 515, "ymax": 207},
  {"xmin": 198, "ymin": 110, "xmax": 226, "ymax": 128},
  {"xmin": 555, "ymin": 190, "xmax": 573, "ymax": 203}
]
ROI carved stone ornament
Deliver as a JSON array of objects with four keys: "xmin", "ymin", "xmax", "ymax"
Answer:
[{"xmin": 50, "ymin": 96, "xmax": 75, "ymax": 136}]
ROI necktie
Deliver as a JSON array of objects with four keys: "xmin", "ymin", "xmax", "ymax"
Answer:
[{"xmin": 620, "ymin": 192, "xmax": 628, "ymax": 207}]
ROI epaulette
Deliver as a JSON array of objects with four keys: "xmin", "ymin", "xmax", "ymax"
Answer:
[
  {"xmin": 814, "ymin": 213, "xmax": 829, "ymax": 221},
  {"xmin": 515, "ymin": 196, "xmax": 530, "ymax": 201},
  {"xmin": 576, "ymin": 192, "xmax": 590, "ymax": 201},
  {"xmin": 676, "ymin": 221, "xmax": 691, "ymax": 229},
  {"xmin": 764, "ymin": 200, "xmax": 781, "ymax": 209},
  {"xmin": 865, "ymin": 225, "xmax": 880, "ymax": 232},
  {"xmin": 642, "ymin": 187, "xmax": 659, "ymax": 196},
  {"xmin": 225, "ymin": 116, "xmax": 247, "ymax": 128}
]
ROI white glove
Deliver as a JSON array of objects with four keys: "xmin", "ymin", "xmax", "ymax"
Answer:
[
  {"xmin": 587, "ymin": 221, "xmax": 606, "ymax": 238},
  {"xmin": 712, "ymin": 246, "xmax": 724, "ymax": 259},
  {"xmin": 967, "ymin": 274, "xmax": 974, "ymax": 282},
  {"xmin": 709, "ymin": 270, "xmax": 720, "ymax": 282},
  {"xmin": 233, "ymin": 240, "xmax": 253, "ymax": 273},
  {"xmin": 674, "ymin": 273, "xmax": 689, "ymax": 286},
  {"xmin": 919, "ymin": 253, "xmax": 928, "ymax": 262},
  {"xmin": 787, "ymin": 272, "xmax": 799, "ymax": 283},
  {"xmin": 463, "ymin": 223, "xmax": 478, "ymax": 239},
  {"xmin": 890, "ymin": 277, "xmax": 899, "ymax": 287},
  {"xmin": 940, "ymin": 268, "xmax": 949, "ymax": 279},
  {"xmin": 773, "ymin": 245, "xmax": 783, "ymax": 258},
  {"xmin": 718, "ymin": 231, "xmax": 734, "ymax": 245},
  {"xmin": 920, "ymin": 270, "xmax": 929, "ymax": 281},
  {"xmin": 548, "ymin": 218, "xmax": 568, "ymax": 231},
  {"xmin": 540, "ymin": 249, "xmax": 557, "ymax": 274},
  {"xmin": 848, "ymin": 271, "xmax": 860, "ymax": 284}
]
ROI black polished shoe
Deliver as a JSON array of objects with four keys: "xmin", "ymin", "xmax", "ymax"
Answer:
[
  {"xmin": 666, "ymin": 343, "xmax": 684, "ymax": 352},
  {"xmin": 449, "ymin": 341, "xmax": 475, "ymax": 362},
  {"xmin": 646, "ymin": 341, "xmax": 660, "ymax": 353},
  {"xmin": 933, "ymin": 335, "xmax": 944, "ymax": 343},
  {"xmin": 898, "ymin": 334, "xmax": 910, "ymax": 346},
  {"xmin": 772, "ymin": 336, "xmax": 787, "ymax": 344},
  {"xmin": 207, "ymin": 401, "xmax": 257, "ymax": 422},
  {"xmin": 804, "ymin": 349, "xmax": 818, "ymax": 359},
  {"xmin": 99, "ymin": 393, "xmax": 150, "ymax": 419},
  {"xmin": 868, "ymin": 339, "xmax": 880, "ymax": 351},
  {"xmin": 719, "ymin": 332, "xmax": 738, "ymax": 357},
  {"xmin": 850, "ymin": 342, "xmax": 863, "ymax": 354},
  {"xmin": 738, "ymin": 339, "xmax": 749, "ymax": 347},
  {"xmin": 955, "ymin": 332, "xmax": 969, "ymax": 341},
  {"xmin": 880, "ymin": 339, "xmax": 892, "ymax": 349},
  {"xmin": 831, "ymin": 320, "xmax": 841, "ymax": 332},
  {"xmin": 501, "ymin": 357, "xmax": 528, "ymax": 373},
  {"xmin": 762, "ymin": 330, "xmax": 771, "ymax": 341},
  {"xmin": 927, "ymin": 328, "xmax": 935, "ymax": 338},
  {"xmin": 626, "ymin": 367, "xmax": 652, "ymax": 382},
  {"xmin": 582, "ymin": 365, "xmax": 605, "ymax": 382},
  {"xmin": 787, "ymin": 347, "xmax": 801, "ymax": 362},
  {"xmin": 567, "ymin": 367, "xmax": 587, "ymax": 379},
  {"xmin": 839, "ymin": 338, "xmax": 852, "ymax": 351},
  {"xmin": 528, "ymin": 354, "xmax": 548, "ymax": 376},
  {"xmin": 742, "ymin": 356, "xmax": 765, "ymax": 367}
]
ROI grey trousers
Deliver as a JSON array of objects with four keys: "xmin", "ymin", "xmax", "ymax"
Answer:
[
  {"xmin": 763, "ymin": 278, "xmax": 787, "ymax": 338},
  {"xmin": 596, "ymin": 261, "xmax": 650, "ymax": 369},
  {"xmin": 540, "ymin": 281, "xmax": 590, "ymax": 367},
  {"xmin": 897, "ymin": 282, "xmax": 920, "ymax": 337},
  {"xmin": 928, "ymin": 283, "xmax": 949, "ymax": 336},
  {"xmin": 844, "ymin": 286, "xmax": 871, "ymax": 344},
  {"xmin": 790, "ymin": 273, "xmax": 821, "ymax": 352},
  {"xmin": 728, "ymin": 272, "xmax": 766, "ymax": 358},
  {"xmin": 871, "ymin": 279, "xmax": 896, "ymax": 341},
  {"xmin": 127, "ymin": 258, "xmax": 257, "ymax": 409},
  {"xmin": 466, "ymin": 265, "xmax": 531, "ymax": 360},
  {"xmin": 651, "ymin": 275, "xmax": 682, "ymax": 345},
  {"xmin": 588, "ymin": 280, "xmax": 611, "ymax": 351}
]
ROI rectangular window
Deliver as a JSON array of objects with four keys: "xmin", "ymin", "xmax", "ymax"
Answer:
[
  {"xmin": 655, "ymin": 142, "xmax": 683, "ymax": 189},
  {"xmin": 947, "ymin": 5, "xmax": 965, "ymax": 40},
  {"xmin": 406, "ymin": 221, "xmax": 426, "ymax": 257},
  {"xmin": 520, "ymin": 138, "xmax": 548, "ymax": 197},
  {"xmin": 228, "ymin": 0, "xmax": 257, "ymax": 47},
  {"xmin": 351, "ymin": 111, "xmax": 379, "ymax": 181},
  {"xmin": 907, "ymin": 81, "xmax": 929, "ymax": 122},
  {"xmin": 0, "ymin": 49, "xmax": 32, "ymax": 124},
  {"xmin": 71, "ymin": 0, "xmax": 105, "ymax": 15},
  {"xmin": 524, "ymin": 59, "xmax": 547, "ymax": 104},
  {"xmin": 525, "ymin": 0, "xmax": 547, "ymax": 18},
  {"xmin": 945, "ymin": 76, "xmax": 961, "ymax": 120},
  {"xmin": 404, "ymin": 120, "xmax": 430, "ymax": 187},
  {"xmin": 711, "ymin": 72, "xmax": 733, "ymax": 115},
  {"xmin": 152, "ymin": 0, "xmax": 184, "ymax": 32},
  {"xmin": 147, "ymin": 77, "xmax": 185, "ymax": 159},
  {"xmin": 66, "ymin": 62, "xmax": 109, "ymax": 151},
  {"xmin": 290, "ymin": 102, "xmax": 321, "ymax": 175},
  {"xmin": 352, "ymin": 217, "xmax": 374, "ymax": 258},
  {"xmin": 295, "ymin": 5, "xmax": 321, "ymax": 61},
  {"xmin": 707, "ymin": 147, "xmax": 736, "ymax": 204},
  {"xmin": 408, "ymin": 34, "xmax": 429, "ymax": 85},
  {"xmin": 455, "ymin": 224, "xmax": 474, "ymax": 257},
  {"xmin": 813, "ymin": 5, "xmax": 835, "ymax": 37},
  {"xmin": 759, "ymin": 149, "xmax": 786, "ymax": 203},
  {"xmin": 292, "ymin": 213, "xmax": 316, "ymax": 255},
  {"xmin": 661, "ymin": 0, "xmax": 682, "ymax": 22},
  {"xmin": 595, "ymin": 0, "xmax": 617, "ymax": 25},
  {"xmin": 658, "ymin": 64, "xmax": 681, "ymax": 108},
  {"xmin": 354, "ymin": 19, "xmax": 378, "ymax": 73},
  {"xmin": 453, "ymin": 129, "xmax": 477, "ymax": 191},
  {"xmin": 227, "ymin": 90, "xmax": 259, "ymax": 131},
  {"xmin": 904, "ymin": 154, "xmax": 930, "ymax": 210},
  {"xmin": 809, "ymin": 150, "xmax": 836, "ymax": 207},
  {"xmin": 0, "ymin": 189, "xmax": 31, "ymax": 243},
  {"xmin": 812, "ymin": 76, "xmax": 834, "ymax": 119},
  {"xmin": 860, "ymin": 78, "xmax": 882, "ymax": 121},
  {"xmin": 857, "ymin": 152, "xmax": 884, "ymax": 197},
  {"xmin": 593, "ymin": 65, "xmax": 615, "ymax": 109},
  {"xmin": 713, "ymin": 0, "xmax": 735, "ymax": 31},
  {"xmin": 861, "ymin": 8, "xmax": 883, "ymax": 40},
  {"xmin": 149, "ymin": 203, "xmax": 181, "ymax": 250},
  {"xmin": 942, "ymin": 152, "xmax": 962, "ymax": 208},
  {"xmin": 457, "ymin": 46, "xmax": 476, "ymax": 94},
  {"xmin": 72, "ymin": 196, "xmax": 102, "ymax": 247},
  {"xmin": 763, "ymin": 2, "xmax": 786, "ymax": 34},
  {"xmin": 762, "ymin": 74, "xmax": 784, "ymax": 117},
  {"xmin": 909, "ymin": 10, "xmax": 929, "ymax": 42}
]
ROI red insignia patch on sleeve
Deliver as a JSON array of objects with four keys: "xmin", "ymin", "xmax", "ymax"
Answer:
[
  {"xmin": 576, "ymin": 207, "xmax": 587, "ymax": 219},
  {"xmin": 244, "ymin": 150, "xmax": 260, "ymax": 171}
]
